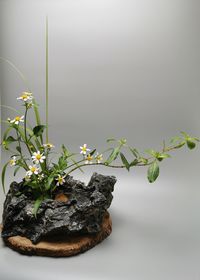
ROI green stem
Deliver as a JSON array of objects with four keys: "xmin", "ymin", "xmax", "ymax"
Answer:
[
  {"xmin": 46, "ymin": 16, "xmax": 49, "ymax": 143},
  {"xmin": 24, "ymin": 106, "xmax": 32, "ymax": 156},
  {"xmin": 65, "ymin": 143, "xmax": 186, "ymax": 176},
  {"xmin": 16, "ymin": 130, "xmax": 28, "ymax": 170}
]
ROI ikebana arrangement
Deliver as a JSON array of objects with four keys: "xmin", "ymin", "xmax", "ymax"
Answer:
[{"xmin": 0, "ymin": 19, "xmax": 199, "ymax": 257}]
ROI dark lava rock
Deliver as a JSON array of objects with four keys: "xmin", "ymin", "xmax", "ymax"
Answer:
[{"xmin": 1, "ymin": 173, "xmax": 116, "ymax": 244}]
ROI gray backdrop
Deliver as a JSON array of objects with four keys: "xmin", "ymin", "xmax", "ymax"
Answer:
[{"xmin": 0, "ymin": 1, "xmax": 200, "ymax": 280}]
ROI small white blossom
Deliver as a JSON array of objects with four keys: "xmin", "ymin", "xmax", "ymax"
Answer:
[
  {"xmin": 38, "ymin": 173, "xmax": 45, "ymax": 181},
  {"xmin": 56, "ymin": 174, "xmax": 66, "ymax": 186},
  {"xmin": 85, "ymin": 154, "xmax": 93, "ymax": 164},
  {"xmin": 43, "ymin": 143, "xmax": 55, "ymax": 149},
  {"xmin": 10, "ymin": 115, "xmax": 24, "ymax": 125},
  {"xmin": 80, "ymin": 144, "xmax": 90, "ymax": 155},
  {"xmin": 17, "ymin": 92, "xmax": 33, "ymax": 102},
  {"xmin": 95, "ymin": 153, "xmax": 103, "ymax": 164},
  {"xmin": 9, "ymin": 156, "xmax": 17, "ymax": 166},
  {"xmin": 26, "ymin": 165, "xmax": 39, "ymax": 176},
  {"xmin": 32, "ymin": 151, "xmax": 46, "ymax": 164},
  {"xmin": 24, "ymin": 175, "xmax": 31, "ymax": 182}
]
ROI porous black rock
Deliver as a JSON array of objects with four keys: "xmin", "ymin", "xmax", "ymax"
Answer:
[{"xmin": 1, "ymin": 173, "xmax": 116, "ymax": 244}]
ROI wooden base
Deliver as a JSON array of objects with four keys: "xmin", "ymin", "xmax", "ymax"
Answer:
[{"xmin": 0, "ymin": 212, "xmax": 112, "ymax": 257}]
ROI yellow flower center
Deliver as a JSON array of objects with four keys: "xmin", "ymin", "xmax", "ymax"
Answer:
[
  {"xmin": 36, "ymin": 154, "xmax": 41, "ymax": 160},
  {"xmin": 58, "ymin": 176, "xmax": 64, "ymax": 184},
  {"xmin": 22, "ymin": 94, "xmax": 28, "ymax": 100},
  {"xmin": 82, "ymin": 147, "xmax": 87, "ymax": 152},
  {"xmin": 30, "ymin": 167, "xmax": 36, "ymax": 172},
  {"xmin": 15, "ymin": 116, "xmax": 21, "ymax": 121},
  {"xmin": 47, "ymin": 143, "xmax": 52, "ymax": 148},
  {"xmin": 86, "ymin": 155, "xmax": 93, "ymax": 161}
]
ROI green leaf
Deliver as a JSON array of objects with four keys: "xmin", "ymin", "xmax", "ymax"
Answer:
[
  {"xmin": 193, "ymin": 137, "xmax": 200, "ymax": 142},
  {"xmin": 62, "ymin": 144, "xmax": 70, "ymax": 157},
  {"xmin": 129, "ymin": 147, "xmax": 140, "ymax": 158},
  {"xmin": 129, "ymin": 159, "xmax": 138, "ymax": 167},
  {"xmin": 33, "ymin": 125, "xmax": 46, "ymax": 137},
  {"xmin": 106, "ymin": 138, "xmax": 116, "ymax": 143},
  {"xmin": 170, "ymin": 136, "xmax": 181, "ymax": 144},
  {"xmin": 180, "ymin": 131, "xmax": 189, "ymax": 138},
  {"xmin": 145, "ymin": 149, "xmax": 157, "ymax": 157},
  {"xmin": 105, "ymin": 147, "xmax": 120, "ymax": 164},
  {"xmin": 33, "ymin": 196, "xmax": 43, "ymax": 217},
  {"xmin": 6, "ymin": 136, "xmax": 17, "ymax": 142},
  {"xmin": 45, "ymin": 175, "xmax": 55, "ymax": 190},
  {"xmin": 14, "ymin": 166, "xmax": 21, "ymax": 176},
  {"xmin": 90, "ymin": 149, "xmax": 96, "ymax": 156},
  {"xmin": 120, "ymin": 153, "xmax": 130, "ymax": 171},
  {"xmin": 174, "ymin": 141, "xmax": 185, "ymax": 149},
  {"xmin": 140, "ymin": 157, "xmax": 148, "ymax": 164},
  {"xmin": 147, "ymin": 161, "xmax": 160, "ymax": 183},
  {"xmin": 16, "ymin": 146, "xmax": 21, "ymax": 153},
  {"xmin": 186, "ymin": 140, "xmax": 196, "ymax": 150},
  {"xmin": 1, "ymin": 162, "xmax": 9, "ymax": 193},
  {"xmin": 157, "ymin": 153, "xmax": 171, "ymax": 161},
  {"xmin": 3, "ymin": 127, "xmax": 13, "ymax": 141}
]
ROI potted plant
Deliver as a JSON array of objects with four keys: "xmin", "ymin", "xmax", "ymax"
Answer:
[{"xmin": 0, "ymin": 20, "xmax": 199, "ymax": 257}]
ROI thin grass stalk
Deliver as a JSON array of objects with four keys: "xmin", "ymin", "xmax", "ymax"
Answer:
[{"xmin": 46, "ymin": 16, "xmax": 49, "ymax": 144}]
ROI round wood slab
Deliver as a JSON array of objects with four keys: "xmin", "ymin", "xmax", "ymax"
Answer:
[{"xmin": 0, "ymin": 212, "xmax": 112, "ymax": 257}]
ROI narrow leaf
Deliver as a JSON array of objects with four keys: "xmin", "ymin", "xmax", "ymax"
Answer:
[
  {"xmin": 33, "ymin": 197, "xmax": 43, "ymax": 217},
  {"xmin": 14, "ymin": 166, "xmax": 20, "ymax": 176},
  {"xmin": 129, "ymin": 147, "xmax": 139, "ymax": 158},
  {"xmin": 90, "ymin": 149, "xmax": 96, "ymax": 156},
  {"xmin": 45, "ymin": 176, "xmax": 54, "ymax": 191},
  {"xmin": 120, "ymin": 153, "xmax": 130, "ymax": 171},
  {"xmin": 106, "ymin": 147, "xmax": 120, "ymax": 164},
  {"xmin": 1, "ymin": 162, "xmax": 9, "ymax": 193},
  {"xmin": 129, "ymin": 159, "xmax": 138, "ymax": 167},
  {"xmin": 16, "ymin": 146, "xmax": 21, "ymax": 153},
  {"xmin": 170, "ymin": 136, "xmax": 181, "ymax": 144},
  {"xmin": 106, "ymin": 138, "xmax": 116, "ymax": 143},
  {"xmin": 6, "ymin": 136, "xmax": 17, "ymax": 142}
]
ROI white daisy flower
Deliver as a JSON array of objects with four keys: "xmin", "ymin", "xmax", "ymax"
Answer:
[
  {"xmin": 9, "ymin": 156, "xmax": 17, "ymax": 166},
  {"xmin": 95, "ymin": 153, "xmax": 103, "ymax": 164},
  {"xmin": 26, "ymin": 165, "xmax": 39, "ymax": 176},
  {"xmin": 80, "ymin": 144, "xmax": 90, "ymax": 155},
  {"xmin": 56, "ymin": 174, "xmax": 66, "ymax": 186},
  {"xmin": 43, "ymin": 143, "xmax": 55, "ymax": 149},
  {"xmin": 17, "ymin": 92, "xmax": 33, "ymax": 102},
  {"xmin": 32, "ymin": 151, "xmax": 46, "ymax": 164},
  {"xmin": 85, "ymin": 154, "xmax": 93, "ymax": 164},
  {"xmin": 10, "ymin": 115, "xmax": 24, "ymax": 125}
]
